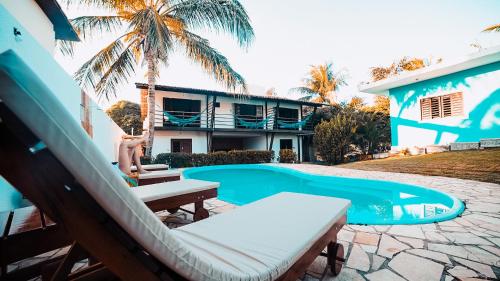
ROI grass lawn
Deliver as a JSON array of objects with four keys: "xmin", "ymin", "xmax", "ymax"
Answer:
[{"xmin": 339, "ymin": 148, "xmax": 500, "ymax": 184}]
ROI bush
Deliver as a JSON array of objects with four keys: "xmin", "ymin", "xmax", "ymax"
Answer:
[
  {"xmin": 278, "ymin": 149, "xmax": 297, "ymax": 163},
  {"xmin": 154, "ymin": 150, "xmax": 274, "ymax": 168}
]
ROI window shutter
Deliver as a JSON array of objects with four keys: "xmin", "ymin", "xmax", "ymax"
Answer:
[
  {"xmin": 442, "ymin": 95, "xmax": 452, "ymax": 117},
  {"xmin": 450, "ymin": 92, "xmax": 463, "ymax": 116},
  {"xmin": 430, "ymin": 97, "xmax": 441, "ymax": 119},
  {"xmin": 421, "ymin": 98, "xmax": 432, "ymax": 120}
]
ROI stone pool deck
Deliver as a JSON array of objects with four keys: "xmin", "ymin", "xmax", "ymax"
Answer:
[{"xmin": 165, "ymin": 164, "xmax": 500, "ymax": 281}]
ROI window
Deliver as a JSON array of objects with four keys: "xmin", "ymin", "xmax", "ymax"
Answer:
[
  {"xmin": 171, "ymin": 139, "xmax": 192, "ymax": 153},
  {"xmin": 420, "ymin": 92, "xmax": 463, "ymax": 120},
  {"xmin": 280, "ymin": 139, "xmax": 293, "ymax": 150},
  {"xmin": 215, "ymin": 102, "xmax": 221, "ymax": 108},
  {"xmin": 163, "ymin": 98, "xmax": 201, "ymax": 127}
]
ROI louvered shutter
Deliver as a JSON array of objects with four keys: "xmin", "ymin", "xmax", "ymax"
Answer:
[
  {"xmin": 430, "ymin": 97, "xmax": 441, "ymax": 119},
  {"xmin": 421, "ymin": 98, "xmax": 432, "ymax": 120},
  {"xmin": 442, "ymin": 95, "xmax": 452, "ymax": 117},
  {"xmin": 450, "ymin": 92, "xmax": 463, "ymax": 116}
]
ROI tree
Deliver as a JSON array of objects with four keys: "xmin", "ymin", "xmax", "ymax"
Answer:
[
  {"xmin": 354, "ymin": 111, "xmax": 390, "ymax": 154},
  {"xmin": 370, "ymin": 57, "xmax": 427, "ymax": 82},
  {"xmin": 106, "ymin": 100, "xmax": 142, "ymax": 135},
  {"xmin": 348, "ymin": 96, "xmax": 366, "ymax": 110},
  {"xmin": 483, "ymin": 24, "xmax": 500, "ymax": 32},
  {"xmin": 364, "ymin": 95, "xmax": 390, "ymax": 115},
  {"xmin": 64, "ymin": 0, "xmax": 254, "ymax": 157},
  {"xmin": 291, "ymin": 62, "xmax": 347, "ymax": 104}
]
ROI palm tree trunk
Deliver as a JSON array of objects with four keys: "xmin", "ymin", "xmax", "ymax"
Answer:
[{"xmin": 145, "ymin": 52, "xmax": 156, "ymax": 158}]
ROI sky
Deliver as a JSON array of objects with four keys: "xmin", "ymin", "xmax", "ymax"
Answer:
[{"xmin": 55, "ymin": 0, "xmax": 500, "ymax": 108}]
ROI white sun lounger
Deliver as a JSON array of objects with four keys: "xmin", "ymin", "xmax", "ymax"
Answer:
[
  {"xmin": 0, "ymin": 49, "xmax": 351, "ymax": 280},
  {"xmin": 131, "ymin": 164, "xmax": 168, "ymax": 172},
  {"xmin": 137, "ymin": 169, "xmax": 181, "ymax": 185}
]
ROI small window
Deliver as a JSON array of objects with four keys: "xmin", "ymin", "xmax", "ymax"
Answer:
[
  {"xmin": 215, "ymin": 102, "xmax": 221, "ymax": 108},
  {"xmin": 420, "ymin": 92, "xmax": 463, "ymax": 120},
  {"xmin": 280, "ymin": 139, "xmax": 293, "ymax": 150}
]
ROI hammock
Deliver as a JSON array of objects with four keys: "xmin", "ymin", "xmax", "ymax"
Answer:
[
  {"xmin": 163, "ymin": 109, "xmax": 207, "ymax": 127},
  {"xmin": 236, "ymin": 115, "xmax": 273, "ymax": 129},
  {"xmin": 277, "ymin": 113, "xmax": 313, "ymax": 129}
]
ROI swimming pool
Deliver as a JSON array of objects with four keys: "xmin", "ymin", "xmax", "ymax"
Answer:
[{"xmin": 183, "ymin": 164, "xmax": 464, "ymax": 225}]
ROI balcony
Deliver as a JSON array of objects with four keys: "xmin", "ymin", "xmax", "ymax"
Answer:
[{"xmin": 155, "ymin": 110, "xmax": 314, "ymax": 132}]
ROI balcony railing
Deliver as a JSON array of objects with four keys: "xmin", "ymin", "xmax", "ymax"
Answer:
[{"xmin": 155, "ymin": 109, "xmax": 314, "ymax": 131}]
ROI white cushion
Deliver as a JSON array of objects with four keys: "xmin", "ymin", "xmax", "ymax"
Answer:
[
  {"xmin": 132, "ymin": 179, "xmax": 218, "ymax": 202},
  {"xmin": 172, "ymin": 192, "xmax": 350, "ymax": 280},
  {"xmin": 138, "ymin": 169, "xmax": 180, "ymax": 179},
  {"xmin": 131, "ymin": 164, "xmax": 168, "ymax": 171},
  {"xmin": 0, "ymin": 48, "xmax": 350, "ymax": 281}
]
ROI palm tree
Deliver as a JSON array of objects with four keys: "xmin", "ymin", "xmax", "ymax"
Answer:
[
  {"xmin": 370, "ymin": 57, "xmax": 427, "ymax": 82},
  {"xmin": 291, "ymin": 63, "xmax": 347, "ymax": 104},
  {"xmin": 483, "ymin": 24, "xmax": 500, "ymax": 32},
  {"xmin": 64, "ymin": 0, "xmax": 254, "ymax": 157}
]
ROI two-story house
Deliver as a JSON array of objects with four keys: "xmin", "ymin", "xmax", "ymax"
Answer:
[{"xmin": 137, "ymin": 84, "xmax": 324, "ymax": 162}]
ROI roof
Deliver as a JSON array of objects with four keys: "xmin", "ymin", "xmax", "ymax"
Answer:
[
  {"xmin": 35, "ymin": 0, "xmax": 79, "ymax": 41},
  {"xmin": 135, "ymin": 83, "xmax": 325, "ymax": 107},
  {"xmin": 358, "ymin": 44, "xmax": 500, "ymax": 95}
]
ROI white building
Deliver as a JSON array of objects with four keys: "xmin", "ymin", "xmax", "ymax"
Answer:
[{"xmin": 137, "ymin": 84, "xmax": 323, "ymax": 162}]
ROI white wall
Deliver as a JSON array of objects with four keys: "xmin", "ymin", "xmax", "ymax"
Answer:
[
  {"xmin": 271, "ymin": 133, "xmax": 300, "ymax": 162},
  {"xmin": 243, "ymin": 136, "xmax": 267, "ymax": 150},
  {"xmin": 0, "ymin": 0, "xmax": 55, "ymax": 52},
  {"xmin": 89, "ymin": 99, "xmax": 125, "ymax": 162},
  {"xmin": 152, "ymin": 131, "xmax": 207, "ymax": 156}
]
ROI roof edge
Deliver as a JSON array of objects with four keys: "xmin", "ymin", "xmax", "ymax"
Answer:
[{"xmin": 35, "ymin": 0, "xmax": 79, "ymax": 41}]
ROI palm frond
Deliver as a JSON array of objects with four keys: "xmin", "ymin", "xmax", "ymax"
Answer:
[
  {"xmin": 168, "ymin": 0, "xmax": 254, "ymax": 47},
  {"xmin": 60, "ymin": 0, "xmax": 140, "ymax": 11},
  {"xmin": 71, "ymin": 16, "xmax": 124, "ymax": 40},
  {"xmin": 177, "ymin": 31, "xmax": 246, "ymax": 91},
  {"xmin": 56, "ymin": 39, "xmax": 77, "ymax": 57},
  {"xmin": 483, "ymin": 23, "xmax": 500, "ymax": 32},
  {"xmin": 130, "ymin": 8, "xmax": 173, "ymax": 58},
  {"xmin": 289, "ymin": 87, "xmax": 317, "ymax": 96}
]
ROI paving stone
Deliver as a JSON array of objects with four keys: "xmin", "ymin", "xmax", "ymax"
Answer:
[
  {"xmin": 364, "ymin": 269, "xmax": 405, "ymax": 281},
  {"xmin": 424, "ymin": 231, "xmax": 449, "ymax": 243},
  {"xmin": 420, "ymin": 223, "xmax": 437, "ymax": 231},
  {"xmin": 463, "ymin": 246, "xmax": 500, "ymax": 266},
  {"xmin": 306, "ymin": 256, "xmax": 327, "ymax": 278},
  {"xmin": 406, "ymin": 248, "xmax": 452, "ymax": 264},
  {"xmin": 350, "ymin": 225, "xmax": 378, "ymax": 233},
  {"xmin": 338, "ymin": 229, "xmax": 355, "ymax": 242},
  {"xmin": 447, "ymin": 266, "xmax": 478, "ymax": 279},
  {"xmin": 479, "ymin": 245, "xmax": 500, "ymax": 257},
  {"xmin": 444, "ymin": 275, "xmax": 453, "ymax": 281},
  {"xmin": 387, "ymin": 225, "xmax": 425, "ymax": 239},
  {"xmin": 465, "ymin": 214, "xmax": 500, "ymax": 225},
  {"xmin": 377, "ymin": 234, "xmax": 410, "ymax": 258},
  {"xmin": 389, "ymin": 252, "xmax": 443, "ymax": 281},
  {"xmin": 394, "ymin": 236, "xmax": 424, "ymax": 248},
  {"xmin": 467, "ymin": 203, "xmax": 500, "ymax": 213},
  {"xmin": 469, "ymin": 230, "xmax": 492, "ymax": 237},
  {"xmin": 438, "ymin": 220, "xmax": 462, "ymax": 227},
  {"xmin": 427, "ymin": 243, "xmax": 478, "ymax": 260},
  {"xmin": 346, "ymin": 245, "xmax": 370, "ymax": 272},
  {"xmin": 371, "ymin": 255, "xmax": 386, "ymax": 271},
  {"xmin": 323, "ymin": 267, "xmax": 365, "ymax": 281},
  {"xmin": 302, "ymin": 274, "xmax": 320, "ymax": 281},
  {"xmin": 486, "ymin": 237, "xmax": 500, "ymax": 247},
  {"xmin": 453, "ymin": 257, "xmax": 497, "ymax": 279},
  {"xmin": 354, "ymin": 232, "xmax": 380, "ymax": 246},
  {"xmin": 360, "ymin": 244, "xmax": 377, "ymax": 254},
  {"xmin": 373, "ymin": 225, "xmax": 391, "ymax": 232},
  {"xmin": 442, "ymin": 232, "xmax": 494, "ymax": 245},
  {"xmin": 440, "ymin": 226, "xmax": 469, "ymax": 232}
]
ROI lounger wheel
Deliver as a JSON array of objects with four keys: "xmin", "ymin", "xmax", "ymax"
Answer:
[
  {"xmin": 327, "ymin": 242, "xmax": 344, "ymax": 276},
  {"xmin": 167, "ymin": 208, "xmax": 179, "ymax": 214},
  {"xmin": 193, "ymin": 208, "xmax": 209, "ymax": 221}
]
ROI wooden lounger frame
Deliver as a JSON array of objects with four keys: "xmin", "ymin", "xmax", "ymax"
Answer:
[
  {"xmin": 138, "ymin": 176, "xmax": 180, "ymax": 186},
  {"xmin": 0, "ymin": 102, "xmax": 345, "ymax": 281}
]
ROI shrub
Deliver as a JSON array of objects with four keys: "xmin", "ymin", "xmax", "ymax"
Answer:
[
  {"xmin": 154, "ymin": 150, "xmax": 274, "ymax": 168},
  {"xmin": 278, "ymin": 149, "xmax": 297, "ymax": 163}
]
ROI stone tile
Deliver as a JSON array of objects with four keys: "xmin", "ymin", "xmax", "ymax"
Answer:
[
  {"xmin": 377, "ymin": 234, "xmax": 410, "ymax": 258},
  {"xmin": 354, "ymin": 232, "xmax": 380, "ymax": 246},
  {"xmin": 306, "ymin": 256, "xmax": 327, "ymax": 278},
  {"xmin": 427, "ymin": 243, "xmax": 478, "ymax": 260},
  {"xmin": 350, "ymin": 225, "xmax": 378, "ymax": 233},
  {"xmin": 211, "ymin": 204, "xmax": 236, "ymax": 214},
  {"xmin": 323, "ymin": 268, "xmax": 365, "ymax": 281},
  {"xmin": 453, "ymin": 257, "xmax": 497, "ymax": 279},
  {"xmin": 467, "ymin": 202, "xmax": 500, "ymax": 213},
  {"xmin": 479, "ymin": 245, "xmax": 500, "ymax": 257},
  {"xmin": 424, "ymin": 231, "xmax": 449, "ymax": 243},
  {"xmin": 302, "ymin": 274, "xmax": 320, "ymax": 281},
  {"xmin": 444, "ymin": 275, "xmax": 453, "ymax": 281},
  {"xmin": 365, "ymin": 269, "xmax": 405, "ymax": 281},
  {"xmin": 420, "ymin": 223, "xmax": 437, "ymax": 231},
  {"xmin": 406, "ymin": 249, "xmax": 451, "ymax": 264},
  {"xmin": 437, "ymin": 220, "xmax": 462, "ymax": 227},
  {"xmin": 440, "ymin": 226, "xmax": 469, "ymax": 232},
  {"xmin": 371, "ymin": 255, "xmax": 386, "ymax": 271},
  {"xmin": 359, "ymin": 244, "xmax": 377, "ymax": 254},
  {"xmin": 442, "ymin": 232, "xmax": 494, "ymax": 245},
  {"xmin": 447, "ymin": 266, "xmax": 478, "ymax": 279},
  {"xmin": 389, "ymin": 252, "xmax": 444, "ymax": 281},
  {"xmin": 486, "ymin": 237, "xmax": 500, "ymax": 247},
  {"xmin": 346, "ymin": 245, "xmax": 370, "ymax": 272},
  {"xmin": 387, "ymin": 225, "xmax": 425, "ymax": 239},
  {"xmin": 463, "ymin": 246, "xmax": 500, "ymax": 266},
  {"xmin": 338, "ymin": 229, "xmax": 355, "ymax": 243},
  {"xmin": 374, "ymin": 225, "xmax": 391, "ymax": 232},
  {"xmin": 394, "ymin": 236, "xmax": 424, "ymax": 248}
]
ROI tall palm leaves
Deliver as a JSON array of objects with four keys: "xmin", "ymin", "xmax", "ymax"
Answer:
[
  {"xmin": 291, "ymin": 63, "xmax": 347, "ymax": 104},
  {"xmin": 64, "ymin": 0, "xmax": 254, "ymax": 157},
  {"xmin": 370, "ymin": 57, "xmax": 427, "ymax": 82},
  {"xmin": 483, "ymin": 24, "xmax": 500, "ymax": 32}
]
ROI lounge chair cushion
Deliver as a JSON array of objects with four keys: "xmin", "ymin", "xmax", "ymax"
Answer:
[
  {"xmin": 132, "ymin": 179, "xmax": 218, "ymax": 202},
  {"xmin": 138, "ymin": 169, "xmax": 180, "ymax": 180},
  {"xmin": 131, "ymin": 164, "xmax": 168, "ymax": 171},
  {"xmin": 172, "ymin": 192, "xmax": 350, "ymax": 280}
]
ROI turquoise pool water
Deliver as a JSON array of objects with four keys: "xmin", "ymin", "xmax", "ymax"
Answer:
[{"xmin": 183, "ymin": 164, "xmax": 464, "ymax": 225}]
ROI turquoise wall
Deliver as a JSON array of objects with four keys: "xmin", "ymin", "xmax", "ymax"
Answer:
[{"xmin": 389, "ymin": 61, "xmax": 500, "ymax": 148}]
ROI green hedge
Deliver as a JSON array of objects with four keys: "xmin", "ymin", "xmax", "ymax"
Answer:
[
  {"xmin": 153, "ymin": 150, "xmax": 275, "ymax": 168},
  {"xmin": 278, "ymin": 149, "xmax": 297, "ymax": 163}
]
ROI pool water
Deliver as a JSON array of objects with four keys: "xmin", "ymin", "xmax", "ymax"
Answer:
[{"xmin": 183, "ymin": 164, "xmax": 464, "ymax": 225}]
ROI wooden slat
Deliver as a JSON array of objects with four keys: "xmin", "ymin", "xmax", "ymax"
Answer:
[
  {"xmin": 430, "ymin": 97, "xmax": 441, "ymax": 119},
  {"xmin": 7, "ymin": 206, "xmax": 42, "ymax": 235},
  {"xmin": 420, "ymin": 98, "xmax": 432, "ymax": 120}
]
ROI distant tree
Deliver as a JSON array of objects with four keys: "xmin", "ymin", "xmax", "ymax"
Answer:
[
  {"xmin": 291, "ymin": 62, "xmax": 347, "ymax": 104},
  {"xmin": 353, "ymin": 111, "xmax": 390, "ymax": 154},
  {"xmin": 348, "ymin": 96, "xmax": 366, "ymax": 110},
  {"xmin": 370, "ymin": 57, "xmax": 427, "ymax": 82},
  {"xmin": 483, "ymin": 24, "xmax": 500, "ymax": 32},
  {"xmin": 106, "ymin": 100, "xmax": 142, "ymax": 135},
  {"xmin": 265, "ymin": 87, "xmax": 277, "ymax": 97},
  {"xmin": 364, "ymin": 95, "xmax": 390, "ymax": 115}
]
